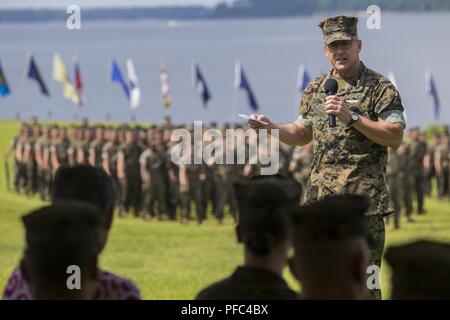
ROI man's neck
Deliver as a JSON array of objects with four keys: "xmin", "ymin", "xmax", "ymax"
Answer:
[
  {"xmin": 244, "ymin": 251, "xmax": 284, "ymax": 276},
  {"xmin": 302, "ymin": 284, "xmax": 364, "ymax": 300},
  {"xmin": 333, "ymin": 60, "xmax": 361, "ymax": 80}
]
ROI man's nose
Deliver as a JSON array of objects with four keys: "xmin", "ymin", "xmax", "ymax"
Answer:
[{"xmin": 334, "ymin": 46, "xmax": 345, "ymax": 54}]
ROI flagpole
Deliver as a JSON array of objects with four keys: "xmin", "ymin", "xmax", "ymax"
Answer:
[{"xmin": 107, "ymin": 57, "xmax": 113, "ymax": 123}]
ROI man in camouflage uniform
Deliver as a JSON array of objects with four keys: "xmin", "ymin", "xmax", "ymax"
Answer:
[
  {"xmin": 214, "ymin": 136, "xmax": 239, "ymax": 224},
  {"xmin": 23, "ymin": 124, "xmax": 39, "ymax": 195},
  {"xmin": 4, "ymin": 124, "xmax": 28, "ymax": 193},
  {"xmin": 397, "ymin": 143, "xmax": 414, "ymax": 220},
  {"xmin": 89, "ymin": 126, "xmax": 106, "ymax": 167},
  {"xmin": 102, "ymin": 128, "xmax": 121, "ymax": 211},
  {"xmin": 385, "ymin": 147, "xmax": 402, "ymax": 229},
  {"xmin": 424, "ymin": 133, "xmax": 439, "ymax": 197},
  {"xmin": 166, "ymin": 138, "xmax": 180, "ymax": 221},
  {"xmin": 34, "ymin": 125, "xmax": 52, "ymax": 200},
  {"xmin": 50, "ymin": 127, "xmax": 71, "ymax": 173},
  {"xmin": 117, "ymin": 128, "xmax": 142, "ymax": 217},
  {"xmin": 250, "ymin": 16, "xmax": 406, "ymax": 299},
  {"xmin": 407, "ymin": 127, "xmax": 427, "ymax": 213},
  {"xmin": 434, "ymin": 135, "xmax": 449, "ymax": 199},
  {"xmin": 76, "ymin": 127, "xmax": 93, "ymax": 165},
  {"xmin": 289, "ymin": 142, "xmax": 313, "ymax": 200},
  {"xmin": 140, "ymin": 131, "xmax": 167, "ymax": 220}
]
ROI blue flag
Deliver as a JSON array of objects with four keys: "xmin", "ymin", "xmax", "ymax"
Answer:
[
  {"xmin": 296, "ymin": 65, "xmax": 311, "ymax": 93},
  {"xmin": 27, "ymin": 56, "xmax": 50, "ymax": 96},
  {"xmin": 0, "ymin": 61, "xmax": 10, "ymax": 97},
  {"xmin": 235, "ymin": 61, "xmax": 259, "ymax": 111},
  {"xmin": 192, "ymin": 62, "xmax": 211, "ymax": 107},
  {"xmin": 425, "ymin": 69, "xmax": 440, "ymax": 120},
  {"xmin": 111, "ymin": 59, "xmax": 130, "ymax": 101}
]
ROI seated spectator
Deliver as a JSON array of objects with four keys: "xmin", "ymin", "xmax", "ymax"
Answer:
[
  {"xmin": 3, "ymin": 165, "xmax": 141, "ymax": 300},
  {"xmin": 385, "ymin": 240, "xmax": 450, "ymax": 299},
  {"xmin": 289, "ymin": 195, "xmax": 370, "ymax": 299},
  {"xmin": 196, "ymin": 175, "xmax": 301, "ymax": 300},
  {"xmin": 20, "ymin": 203, "xmax": 101, "ymax": 299}
]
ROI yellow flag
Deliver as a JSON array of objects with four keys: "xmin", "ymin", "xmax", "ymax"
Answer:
[{"xmin": 53, "ymin": 53, "xmax": 80, "ymax": 105}]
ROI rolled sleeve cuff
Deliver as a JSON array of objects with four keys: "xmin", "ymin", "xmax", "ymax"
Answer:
[
  {"xmin": 295, "ymin": 114, "xmax": 313, "ymax": 129},
  {"xmin": 378, "ymin": 110, "xmax": 406, "ymax": 128}
]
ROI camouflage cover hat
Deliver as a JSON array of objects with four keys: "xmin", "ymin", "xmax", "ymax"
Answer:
[
  {"xmin": 385, "ymin": 240, "xmax": 450, "ymax": 299},
  {"xmin": 291, "ymin": 195, "xmax": 368, "ymax": 242},
  {"xmin": 319, "ymin": 16, "xmax": 358, "ymax": 45}
]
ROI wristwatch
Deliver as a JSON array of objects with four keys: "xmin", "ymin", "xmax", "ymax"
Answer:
[{"xmin": 347, "ymin": 112, "xmax": 359, "ymax": 126}]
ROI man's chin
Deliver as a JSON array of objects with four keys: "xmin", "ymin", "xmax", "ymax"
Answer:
[{"xmin": 334, "ymin": 63, "xmax": 348, "ymax": 72}]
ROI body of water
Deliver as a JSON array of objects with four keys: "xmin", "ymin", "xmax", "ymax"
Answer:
[{"xmin": 1, "ymin": 13, "xmax": 450, "ymax": 127}]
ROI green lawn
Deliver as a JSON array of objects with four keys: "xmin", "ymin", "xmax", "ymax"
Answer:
[{"xmin": 0, "ymin": 119, "xmax": 449, "ymax": 299}]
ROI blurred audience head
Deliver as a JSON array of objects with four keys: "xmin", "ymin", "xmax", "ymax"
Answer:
[
  {"xmin": 289, "ymin": 195, "xmax": 369, "ymax": 299},
  {"xmin": 51, "ymin": 165, "xmax": 116, "ymax": 250},
  {"xmin": 21, "ymin": 202, "xmax": 101, "ymax": 300},
  {"xmin": 233, "ymin": 175, "xmax": 301, "ymax": 275},
  {"xmin": 385, "ymin": 240, "xmax": 450, "ymax": 299}
]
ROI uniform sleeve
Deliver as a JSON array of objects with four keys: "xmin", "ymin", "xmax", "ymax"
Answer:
[
  {"xmin": 294, "ymin": 83, "xmax": 315, "ymax": 129},
  {"xmin": 373, "ymin": 81, "xmax": 406, "ymax": 127}
]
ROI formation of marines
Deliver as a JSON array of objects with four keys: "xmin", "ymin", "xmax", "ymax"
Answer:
[
  {"xmin": 4, "ymin": 117, "xmax": 449, "ymax": 227},
  {"xmin": 386, "ymin": 125, "xmax": 450, "ymax": 229},
  {"xmin": 3, "ymin": 117, "xmax": 306, "ymax": 224}
]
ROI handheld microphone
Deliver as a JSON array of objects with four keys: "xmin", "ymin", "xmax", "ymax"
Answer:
[{"xmin": 324, "ymin": 78, "xmax": 338, "ymax": 127}]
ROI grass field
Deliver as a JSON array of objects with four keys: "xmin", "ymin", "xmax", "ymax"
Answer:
[{"xmin": 0, "ymin": 119, "xmax": 449, "ymax": 299}]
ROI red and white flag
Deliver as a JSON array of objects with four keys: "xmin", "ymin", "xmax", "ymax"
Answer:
[{"xmin": 160, "ymin": 62, "xmax": 171, "ymax": 108}]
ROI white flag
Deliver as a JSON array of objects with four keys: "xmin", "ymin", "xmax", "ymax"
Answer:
[
  {"xmin": 387, "ymin": 71, "xmax": 397, "ymax": 89},
  {"xmin": 127, "ymin": 59, "xmax": 140, "ymax": 109}
]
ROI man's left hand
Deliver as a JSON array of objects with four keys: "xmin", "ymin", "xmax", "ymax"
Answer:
[{"xmin": 325, "ymin": 95, "xmax": 352, "ymax": 124}]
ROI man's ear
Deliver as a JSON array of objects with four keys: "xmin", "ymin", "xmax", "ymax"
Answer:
[
  {"xmin": 235, "ymin": 225, "xmax": 243, "ymax": 244},
  {"xmin": 288, "ymin": 256, "xmax": 301, "ymax": 282},
  {"xmin": 356, "ymin": 40, "xmax": 362, "ymax": 52}
]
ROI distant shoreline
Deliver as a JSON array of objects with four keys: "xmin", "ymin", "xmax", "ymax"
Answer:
[{"xmin": 1, "ymin": 7, "xmax": 450, "ymax": 24}]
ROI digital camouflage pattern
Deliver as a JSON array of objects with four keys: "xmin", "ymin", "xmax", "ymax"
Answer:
[
  {"xmin": 319, "ymin": 16, "xmax": 358, "ymax": 45},
  {"xmin": 299, "ymin": 62, "xmax": 405, "ymax": 217}
]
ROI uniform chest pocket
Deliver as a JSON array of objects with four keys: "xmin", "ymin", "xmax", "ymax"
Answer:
[{"xmin": 344, "ymin": 92, "xmax": 373, "ymax": 119}]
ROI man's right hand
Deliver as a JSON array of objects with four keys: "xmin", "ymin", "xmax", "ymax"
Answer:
[{"xmin": 248, "ymin": 114, "xmax": 272, "ymax": 129}]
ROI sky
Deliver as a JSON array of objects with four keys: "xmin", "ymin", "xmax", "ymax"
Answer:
[{"xmin": 0, "ymin": 0, "xmax": 234, "ymax": 9}]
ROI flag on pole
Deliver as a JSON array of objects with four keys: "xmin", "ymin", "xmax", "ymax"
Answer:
[
  {"xmin": 0, "ymin": 60, "xmax": 11, "ymax": 97},
  {"xmin": 74, "ymin": 55, "xmax": 83, "ymax": 106},
  {"xmin": 160, "ymin": 62, "xmax": 171, "ymax": 108},
  {"xmin": 425, "ymin": 69, "xmax": 440, "ymax": 120},
  {"xmin": 111, "ymin": 59, "xmax": 130, "ymax": 102},
  {"xmin": 192, "ymin": 62, "xmax": 211, "ymax": 107},
  {"xmin": 53, "ymin": 53, "xmax": 79, "ymax": 105},
  {"xmin": 126, "ymin": 59, "xmax": 140, "ymax": 109},
  {"xmin": 27, "ymin": 55, "xmax": 50, "ymax": 96},
  {"xmin": 234, "ymin": 61, "xmax": 259, "ymax": 111},
  {"xmin": 296, "ymin": 64, "xmax": 311, "ymax": 93}
]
